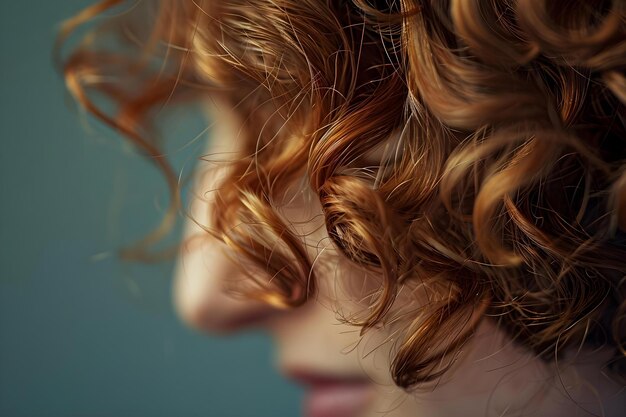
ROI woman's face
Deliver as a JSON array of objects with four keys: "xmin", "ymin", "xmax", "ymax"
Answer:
[
  {"xmin": 171, "ymin": 101, "xmax": 436, "ymax": 417},
  {"xmin": 171, "ymin": 102, "xmax": 405, "ymax": 417}
]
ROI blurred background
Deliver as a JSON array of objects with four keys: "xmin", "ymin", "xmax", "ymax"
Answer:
[{"xmin": 0, "ymin": 1, "xmax": 301, "ymax": 416}]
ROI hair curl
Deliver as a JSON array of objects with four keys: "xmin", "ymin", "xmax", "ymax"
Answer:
[{"xmin": 59, "ymin": 0, "xmax": 626, "ymax": 388}]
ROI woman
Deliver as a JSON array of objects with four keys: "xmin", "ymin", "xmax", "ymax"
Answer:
[{"xmin": 60, "ymin": 0, "xmax": 626, "ymax": 416}]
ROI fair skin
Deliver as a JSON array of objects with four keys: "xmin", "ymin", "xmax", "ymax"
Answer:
[{"xmin": 173, "ymin": 100, "xmax": 624, "ymax": 417}]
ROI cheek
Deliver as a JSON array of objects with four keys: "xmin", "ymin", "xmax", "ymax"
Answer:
[
  {"xmin": 271, "ymin": 239, "xmax": 410, "ymax": 386},
  {"xmin": 279, "ymin": 184, "xmax": 429, "ymax": 330},
  {"xmin": 276, "ymin": 188, "xmax": 422, "ymax": 369}
]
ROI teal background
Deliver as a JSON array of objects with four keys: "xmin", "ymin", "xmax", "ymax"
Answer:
[{"xmin": 0, "ymin": 1, "xmax": 301, "ymax": 416}]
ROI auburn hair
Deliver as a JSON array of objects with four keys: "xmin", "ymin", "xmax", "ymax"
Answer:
[{"xmin": 59, "ymin": 0, "xmax": 626, "ymax": 388}]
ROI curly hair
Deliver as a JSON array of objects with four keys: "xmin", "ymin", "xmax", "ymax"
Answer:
[{"xmin": 59, "ymin": 0, "xmax": 626, "ymax": 388}]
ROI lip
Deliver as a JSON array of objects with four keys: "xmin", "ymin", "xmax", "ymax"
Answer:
[{"xmin": 286, "ymin": 370, "xmax": 374, "ymax": 417}]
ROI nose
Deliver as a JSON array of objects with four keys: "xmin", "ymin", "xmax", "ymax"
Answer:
[{"xmin": 173, "ymin": 221, "xmax": 279, "ymax": 334}]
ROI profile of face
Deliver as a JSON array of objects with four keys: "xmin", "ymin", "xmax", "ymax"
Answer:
[
  {"xmin": 61, "ymin": 1, "xmax": 626, "ymax": 416},
  {"xmin": 174, "ymin": 103, "xmax": 415, "ymax": 417}
]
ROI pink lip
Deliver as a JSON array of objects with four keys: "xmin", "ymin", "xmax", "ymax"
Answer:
[{"xmin": 287, "ymin": 370, "xmax": 374, "ymax": 417}]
